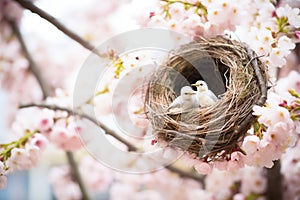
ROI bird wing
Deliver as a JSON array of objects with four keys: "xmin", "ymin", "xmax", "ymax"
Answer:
[
  {"xmin": 167, "ymin": 96, "xmax": 182, "ymax": 110},
  {"xmin": 192, "ymin": 95, "xmax": 200, "ymax": 108},
  {"xmin": 207, "ymin": 90, "xmax": 218, "ymax": 102},
  {"xmin": 167, "ymin": 96, "xmax": 185, "ymax": 114}
]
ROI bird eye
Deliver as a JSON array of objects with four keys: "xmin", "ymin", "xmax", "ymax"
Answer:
[{"xmin": 200, "ymin": 83, "xmax": 203, "ymax": 86}]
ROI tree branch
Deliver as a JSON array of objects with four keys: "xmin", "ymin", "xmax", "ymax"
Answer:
[
  {"xmin": 66, "ymin": 152, "xmax": 90, "ymax": 200},
  {"xmin": 7, "ymin": 18, "xmax": 91, "ymax": 200},
  {"xmin": 266, "ymin": 160, "xmax": 283, "ymax": 200},
  {"xmin": 13, "ymin": 0, "xmax": 100, "ymax": 55},
  {"xmin": 19, "ymin": 103, "xmax": 204, "ymax": 184},
  {"xmin": 19, "ymin": 103, "xmax": 137, "ymax": 152},
  {"xmin": 167, "ymin": 165, "xmax": 204, "ymax": 184},
  {"xmin": 7, "ymin": 18, "xmax": 51, "ymax": 99}
]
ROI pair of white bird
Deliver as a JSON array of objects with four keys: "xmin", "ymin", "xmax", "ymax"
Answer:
[{"xmin": 167, "ymin": 80, "xmax": 218, "ymax": 113}]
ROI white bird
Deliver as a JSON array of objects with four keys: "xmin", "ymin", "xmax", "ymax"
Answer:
[
  {"xmin": 167, "ymin": 86, "xmax": 198, "ymax": 113},
  {"xmin": 192, "ymin": 80, "xmax": 218, "ymax": 107}
]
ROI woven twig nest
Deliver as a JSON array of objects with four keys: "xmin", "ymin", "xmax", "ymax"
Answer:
[{"xmin": 145, "ymin": 36, "xmax": 268, "ymax": 161}]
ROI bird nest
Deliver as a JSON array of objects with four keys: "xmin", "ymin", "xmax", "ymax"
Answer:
[{"xmin": 145, "ymin": 36, "xmax": 268, "ymax": 160}]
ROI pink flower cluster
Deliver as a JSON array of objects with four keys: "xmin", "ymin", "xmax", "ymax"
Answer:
[
  {"xmin": 147, "ymin": 0, "xmax": 248, "ymax": 37},
  {"xmin": 181, "ymin": 150, "xmax": 245, "ymax": 175},
  {"xmin": 0, "ymin": 132, "xmax": 48, "ymax": 188},
  {"xmin": 206, "ymin": 166, "xmax": 266, "ymax": 200},
  {"xmin": 0, "ymin": 0, "xmax": 34, "ymax": 90},
  {"xmin": 0, "ymin": 0, "xmax": 44, "ymax": 123},
  {"xmin": 13, "ymin": 105, "xmax": 84, "ymax": 151},
  {"xmin": 79, "ymin": 157, "xmax": 113, "ymax": 192},
  {"xmin": 109, "ymin": 169, "xmax": 208, "ymax": 200},
  {"xmin": 242, "ymin": 92, "xmax": 296, "ymax": 168},
  {"xmin": 50, "ymin": 155, "xmax": 269, "ymax": 200},
  {"xmin": 242, "ymin": 71, "xmax": 300, "ymax": 168},
  {"xmin": 50, "ymin": 156, "xmax": 114, "ymax": 200},
  {"xmin": 145, "ymin": 0, "xmax": 300, "ymax": 83},
  {"xmin": 49, "ymin": 166, "xmax": 82, "ymax": 200},
  {"xmin": 4, "ymin": 133, "xmax": 48, "ymax": 173},
  {"xmin": 277, "ymin": 71, "xmax": 300, "ymax": 199},
  {"xmin": 49, "ymin": 154, "xmax": 213, "ymax": 200}
]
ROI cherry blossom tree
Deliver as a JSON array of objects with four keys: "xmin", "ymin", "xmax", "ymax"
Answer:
[{"xmin": 0, "ymin": 0, "xmax": 300, "ymax": 199}]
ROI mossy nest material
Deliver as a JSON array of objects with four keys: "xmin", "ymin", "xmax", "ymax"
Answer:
[{"xmin": 145, "ymin": 36, "xmax": 268, "ymax": 160}]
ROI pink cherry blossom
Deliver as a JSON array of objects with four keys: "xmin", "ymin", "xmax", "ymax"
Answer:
[
  {"xmin": 0, "ymin": 162, "xmax": 7, "ymax": 189},
  {"xmin": 79, "ymin": 156, "xmax": 113, "ymax": 192},
  {"xmin": 109, "ymin": 182, "xmax": 136, "ymax": 200},
  {"xmin": 227, "ymin": 152, "xmax": 245, "ymax": 171},
  {"xmin": 0, "ymin": 175, "xmax": 7, "ymax": 189},
  {"xmin": 5, "ymin": 139, "xmax": 46, "ymax": 173},
  {"xmin": 241, "ymin": 167, "xmax": 267, "ymax": 195},
  {"xmin": 49, "ymin": 120, "xmax": 83, "ymax": 151},
  {"xmin": 263, "ymin": 122, "xmax": 296, "ymax": 149},
  {"xmin": 147, "ymin": 15, "xmax": 168, "ymax": 28},
  {"xmin": 37, "ymin": 109, "xmax": 55, "ymax": 133},
  {"xmin": 278, "ymin": 35, "xmax": 296, "ymax": 51},
  {"xmin": 276, "ymin": 4, "xmax": 300, "ymax": 28},
  {"xmin": 233, "ymin": 193, "xmax": 245, "ymax": 200},
  {"xmin": 253, "ymin": 102, "xmax": 292, "ymax": 127},
  {"xmin": 213, "ymin": 160, "xmax": 228, "ymax": 171},
  {"xmin": 242, "ymin": 135, "xmax": 260, "ymax": 154},
  {"xmin": 194, "ymin": 161, "xmax": 213, "ymax": 174},
  {"xmin": 168, "ymin": 2, "xmax": 185, "ymax": 20},
  {"xmin": 49, "ymin": 166, "xmax": 82, "ymax": 200},
  {"xmin": 275, "ymin": 70, "xmax": 300, "ymax": 97},
  {"xmin": 205, "ymin": 169, "xmax": 238, "ymax": 200}
]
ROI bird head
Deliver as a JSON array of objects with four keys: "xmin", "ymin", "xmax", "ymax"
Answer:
[
  {"xmin": 192, "ymin": 80, "xmax": 208, "ymax": 92},
  {"xmin": 180, "ymin": 86, "xmax": 196, "ymax": 99}
]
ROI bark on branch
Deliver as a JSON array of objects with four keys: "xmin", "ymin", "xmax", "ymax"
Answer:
[
  {"xmin": 13, "ymin": 0, "xmax": 100, "ymax": 55},
  {"xmin": 19, "ymin": 103, "xmax": 205, "ymax": 184}
]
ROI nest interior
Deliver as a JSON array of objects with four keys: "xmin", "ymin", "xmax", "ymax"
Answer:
[{"xmin": 145, "ymin": 36, "xmax": 268, "ymax": 160}]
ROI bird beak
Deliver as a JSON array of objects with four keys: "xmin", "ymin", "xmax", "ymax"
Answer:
[
  {"xmin": 188, "ymin": 92, "xmax": 196, "ymax": 95},
  {"xmin": 191, "ymin": 83, "xmax": 200, "ymax": 86}
]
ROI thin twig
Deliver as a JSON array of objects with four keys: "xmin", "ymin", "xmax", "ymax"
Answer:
[
  {"xmin": 13, "ymin": 0, "xmax": 99, "ymax": 55},
  {"xmin": 8, "ymin": 18, "xmax": 91, "ymax": 200},
  {"xmin": 246, "ymin": 48, "xmax": 268, "ymax": 106},
  {"xmin": 66, "ymin": 152, "xmax": 90, "ymax": 200},
  {"xmin": 19, "ymin": 103, "xmax": 204, "ymax": 183},
  {"xmin": 166, "ymin": 165, "xmax": 204, "ymax": 184},
  {"xmin": 19, "ymin": 103, "xmax": 137, "ymax": 151},
  {"xmin": 7, "ymin": 18, "xmax": 51, "ymax": 99},
  {"xmin": 266, "ymin": 160, "xmax": 283, "ymax": 200}
]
